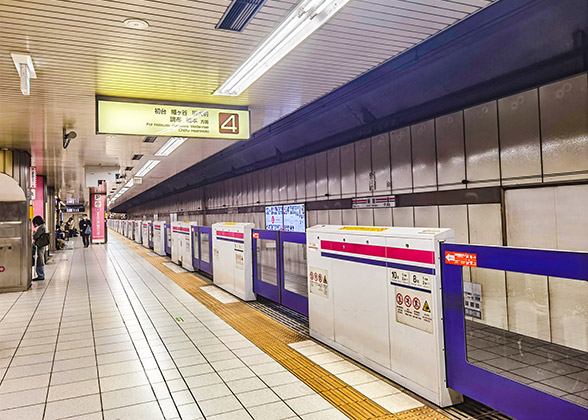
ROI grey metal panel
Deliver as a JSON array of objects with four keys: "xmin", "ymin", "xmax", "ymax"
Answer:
[
  {"xmin": 371, "ymin": 133, "xmax": 391, "ymax": 193},
  {"xmin": 317, "ymin": 210, "xmax": 329, "ymax": 225},
  {"xmin": 327, "ymin": 147, "xmax": 341, "ymax": 199},
  {"xmin": 295, "ymin": 158, "xmax": 305, "ymax": 201},
  {"xmin": 393, "ymin": 207, "xmax": 414, "ymax": 227},
  {"xmin": 245, "ymin": 173, "xmax": 252, "ymax": 205},
  {"xmin": 307, "ymin": 211, "xmax": 318, "ymax": 228},
  {"xmin": 439, "ymin": 205, "xmax": 468, "ymax": 243},
  {"xmin": 498, "ymin": 89, "xmax": 541, "ymax": 184},
  {"xmin": 328, "ymin": 209, "xmax": 342, "ymax": 225},
  {"xmin": 464, "ymin": 101, "xmax": 500, "ymax": 186},
  {"xmin": 505, "ymin": 187, "xmax": 556, "ymax": 249},
  {"xmin": 315, "ymin": 151, "xmax": 328, "ymax": 200},
  {"xmin": 373, "ymin": 208, "xmax": 393, "ymax": 227},
  {"xmin": 287, "ymin": 161, "xmax": 296, "ymax": 201},
  {"xmin": 468, "ymin": 204, "xmax": 502, "ymax": 246},
  {"xmin": 411, "ymin": 120, "xmax": 437, "ymax": 192},
  {"xmin": 265, "ymin": 168, "xmax": 273, "ymax": 204},
  {"xmin": 271, "ymin": 166, "xmax": 280, "ymax": 203},
  {"xmin": 390, "ymin": 127, "xmax": 412, "ymax": 193},
  {"xmin": 257, "ymin": 170, "xmax": 265, "ymax": 204},
  {"xmin": 540, "ymin": 74, "xmax": 588, "ymax": 181},
  {"xmin": 436, "ymin": 112, "xmax": 465, "ymax": 189},
  {"xmin": 414, "ymin": 206, "xmax": 439, "ymax": 228},
  {"xmin": 249, "ymin": 172, "xmax": 258, "ymax": 205},
  {"xmin": 239, "ymin": 176, "xmax": 246, "ymax": 207},
  {"xmin": 305, "ymin": 155, "xmax": 316, "ymax": 200},
  {"xmin": 340, "ymin": 143, "xmax": 356, "ymax": 197},
  {"xmin": 554, "ymin": 184, "xmax": 588, "ymax": 251},
  {"xmin": 211, "ymin": 183, "xmax": 218, "ymax": 208},
  {"xmin": 355, "ymin": 138, "xmax": 372, "ymax": 195},
  {"xmin": 278, "ymin": 164, "xmax": 288, "ymax": 203},
  {"xmin": 342, "ymin": 209, "xmax": 357, "ymax": 225},
  {"xmin": 357, "ymin": 209, "xmax": 374, "ymax": 226}
]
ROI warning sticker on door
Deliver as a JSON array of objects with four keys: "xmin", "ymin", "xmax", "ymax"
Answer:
[
  {"xmin": 235, "ymin": 251, "xmax": 244, "ymax": 270},
  {"xmin": 445, "ymin": 251, "xmax": 477, "ymax": 267},
  {"xmin": 395, "ymin": 286, "xmax": 433, "ymax": 334},
  {"xmin": 308, "ymin": 267, "xmax": 329, "ymax": 298}
]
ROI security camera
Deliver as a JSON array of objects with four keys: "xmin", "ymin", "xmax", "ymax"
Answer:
[{"xmin": 63, "ymin": 128, "xmax": 77, "ymax": 149}]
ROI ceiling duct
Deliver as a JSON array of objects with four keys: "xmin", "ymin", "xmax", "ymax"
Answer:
[
  {"xmin": 216, "ymin": 0, "xmax": 267, "ymax": 32},
  {"xmin": 143, "ymin": 136, "xmax": 157, "ymax": 143}
]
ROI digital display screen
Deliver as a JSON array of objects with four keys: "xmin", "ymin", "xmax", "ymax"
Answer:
[
  {"xmin": 283, "ymin": 204, "xmax": 306, "ymax": 232},
  {"xmin": 265, "ymin": 206, "xmax": 283, "ymax": 231}
]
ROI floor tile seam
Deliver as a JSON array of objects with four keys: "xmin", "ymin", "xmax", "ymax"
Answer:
[
  {"xmin": 119, "ymin": 237, "xmax": 390, "ymax": 418},
  {"xmin": 106, "ymin": 240, "xmax": 259, "ymax": 417},
  {"xmin": 0, "ymin": 250, "xmax": 66, "ymax": 326},
  {"xmin": 40, "ymin": 248, "xmax": 78, "ymax": 419},
  {"xmin": 165, "ymin": 261, "xmax": 433, "ymax": 418},
  {"xmin": 117, "ymin": 240, "xmax": 314, "ymax": 417},
  {"xmin": 0, "ymin": 251, "xmax": 72, "ymax": 387},
  {"xmin": 83, "ymin": 246, "xmax": 107, "ymax": 420},
  {"xmin": 87, "ymin": 245, "xmax": 175, "ymax": 419},
  {"xmin": 119, "ymin": 236, "xmax": 400, "ymax": 420}
]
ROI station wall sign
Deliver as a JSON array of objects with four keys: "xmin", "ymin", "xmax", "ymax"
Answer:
[{"xmin": 96, "ymin": 98, "xmax": 250, "ymax": 140}]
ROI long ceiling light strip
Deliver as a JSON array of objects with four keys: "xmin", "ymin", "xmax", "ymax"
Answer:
[
  {"xmin": 154, "ymin": 137, "xmax": 187, "ymax": 156},
  {"xmin": 214, "ymin": 0, "xmax": 351, "ymax": 96},
  {"xmin": 135, "ymin": 159, "xmax": 161, "ymax": 177},
  {"xmin": 111, "ymin": 160, "xmax": 159, "ymax": 201}
]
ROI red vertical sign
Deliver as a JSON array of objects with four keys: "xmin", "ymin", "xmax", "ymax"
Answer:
[
  {"xmin": 32, "ymin": 175, "xmax": 44, "ymax": 221},
  {"xmin": 91, "ymin": 193, "xmax": 106, "ymax": 243}
]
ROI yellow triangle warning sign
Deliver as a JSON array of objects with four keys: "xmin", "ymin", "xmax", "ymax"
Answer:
[{"xmin": 423, "ymin": 301, "xmax": 431, "ymax": 313}]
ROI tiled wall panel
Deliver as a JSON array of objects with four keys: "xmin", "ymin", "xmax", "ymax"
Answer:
[
  {"xmin": 327, "ymin": 148, "xmax": 341, "ymax": 199},
  {"xmin": 540, "ymin": 74, "xmax": 588, "ymax": 182},
  {"xmin": 436, "ymin": 112, "xmax": 465, "ymax": 189},
  {"xmin": 315, "ymin": 151, "xmax": 328, "ymax": 199},
  {"xmin": 355, "ymin": 138, "xmax": 372, "ymax": 195},
  {"xmin": 464, "ymin": 101, "xmax": 500, "ymax": 186},
  {"xmin": 371, "ymin": 133, "xmax": 391, "ymax": 194},
  {"xmin": 411, "ymin": 120, "xmax": 437, "ymax": 192},
  {"xmin": 390, "ymin": 127, "xmax": 412, "ymax": 193},
  {"xmin": 498, "ymin": 90, "xmax": 541, "ymax": 184}
]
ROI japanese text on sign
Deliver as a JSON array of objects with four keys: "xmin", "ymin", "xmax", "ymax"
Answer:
[
  {"xmin": 445, "ymin": 251, "xmax": 477, "ymax": 267},
  {"xmin": 97, "ymin": 99, "xmax": 250, "ymax": 140}
]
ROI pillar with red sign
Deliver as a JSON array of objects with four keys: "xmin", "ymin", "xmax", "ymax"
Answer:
[{"xmin": 91, "ymin": 193, "xmax": 106, "ymax": 244}]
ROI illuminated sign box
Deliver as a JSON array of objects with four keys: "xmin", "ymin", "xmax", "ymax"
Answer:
[{"xmin": 96, "ymin": 98, "xmax": 250, "ymax": 140}]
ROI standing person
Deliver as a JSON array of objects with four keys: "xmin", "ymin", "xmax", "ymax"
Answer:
[
  {"xmin": 79, "ymin": 214, "xmax": 92, "ymax": 248},
  {"xmin": 32, "ymin": 216, "xmax": 50, "ymax": 281}
]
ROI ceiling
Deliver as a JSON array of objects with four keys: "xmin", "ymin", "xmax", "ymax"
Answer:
[{"xmin": 0, "ymin": 0, "xmax": 496, "ymax": 204}]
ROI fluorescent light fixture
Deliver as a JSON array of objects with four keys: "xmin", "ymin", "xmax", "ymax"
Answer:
[
  {"xmin": 214, "ymin": 0, "xmax": 351, "ymax": 96},
  {"xmin": 119, "ymin": 187, "xmax": 129, "ymax": 193},
  {"xmin": 124, "ymin": 178, "xmax": 134, "ymax": 188},
  {"xmin": 135, "ymin": 159, "xmax": 160, "ymax": 177},
  {"xmin": 155, "ymin": 137, "xmax": 187, "ymax": 156},
  {"xmin": 10, "ymin": 53, "xmax": 36, "ymax": 95}
]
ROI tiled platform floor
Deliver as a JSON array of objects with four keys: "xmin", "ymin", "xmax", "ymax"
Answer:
[
  {"xmin": 0, "ymin": 235, "xmax": 443, "ymax": 419},
  {"xmin": 466, "ymin": 321, "xmax": 588, "ymax": 408}
]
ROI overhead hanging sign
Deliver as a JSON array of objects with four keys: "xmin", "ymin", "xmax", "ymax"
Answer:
[{"xmin": 96, "ymin": 98, "xmax": 250, "ymax": 140}]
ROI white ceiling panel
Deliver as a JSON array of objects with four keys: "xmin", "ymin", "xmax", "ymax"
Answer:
[{"xmin": 0, "ymin": 0, "xmax": 497, "ymax": 204}]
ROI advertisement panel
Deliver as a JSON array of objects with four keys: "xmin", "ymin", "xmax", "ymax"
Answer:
[{"xmin": 91, "ymin": 193, "xmax": 106, "ymax": 243}]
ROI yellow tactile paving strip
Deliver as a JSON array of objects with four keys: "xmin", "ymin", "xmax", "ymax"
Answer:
[{"xmin": 115, "ymin": 232, "xmax": 450, "ymax": 420}]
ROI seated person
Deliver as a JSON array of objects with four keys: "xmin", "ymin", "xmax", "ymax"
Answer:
[{"xmin": 55, "ymin": 225, "xmax": 66, "ymax": 250}]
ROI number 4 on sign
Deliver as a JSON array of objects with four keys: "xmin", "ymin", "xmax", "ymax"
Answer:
[{"xmin": 219, "ymin": 113, "xmax": 239, "ymax": 134}]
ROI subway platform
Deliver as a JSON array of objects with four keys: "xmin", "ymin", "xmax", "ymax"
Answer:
[{"xmin": 0, "ymin": 234, "xmax": 504, "ymax": 420}]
